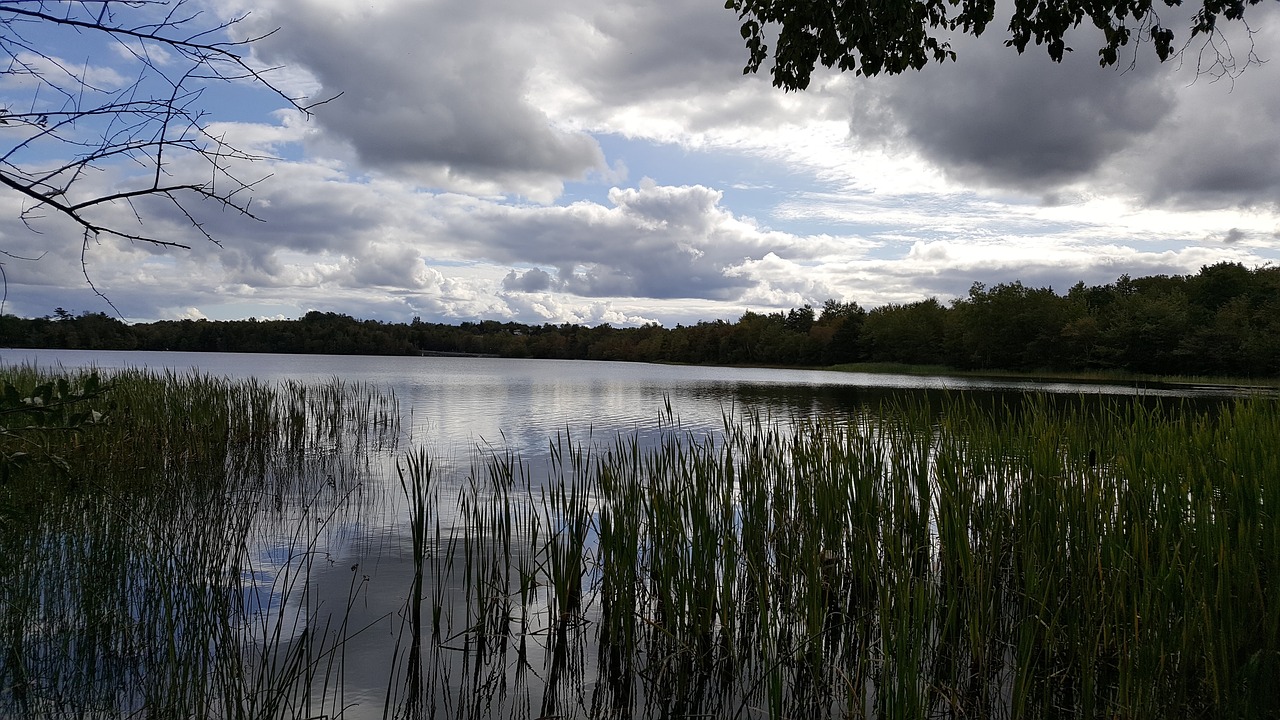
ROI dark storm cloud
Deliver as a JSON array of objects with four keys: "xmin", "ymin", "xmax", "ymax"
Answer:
[
  {"xmin": 503, "ymin": 268, "xmax": 555, "ymax": 292},
  {"xmin": 841, "ymin": 2, "xmax": 1280, "ymax": 206},
  {"xmin": 848, "ymin": 38, "xmax": 1174, "ymax": 191},
  {"xmin": 242, "ymin": 0, "xmax": 604, "ymax": 197},
  {"xmin": 1127, "ymin": 59, "xmax": 1280, "ymax": 209},
  {"xmin": 542, "ymin": 1, "xmax": 806, "ymax": 136},
  {"xmin": 575, "ymin": 3, "xmax": 761, "ymax": 105}
]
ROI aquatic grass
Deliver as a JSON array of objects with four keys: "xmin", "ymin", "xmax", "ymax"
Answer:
[
  {"xmin": 396, "ymin": 445, "xmax": 434, "ymax": 718},
  {"xmin": 406, "ymin": 391, "xmax": 1280, "ymax": 719},
  {"xmin": 6, "ymin": 362, "xmax": 1279, "ymax": 719},
  {"xmin": 0, "ymin": 366, "xmax": 399, "ymax": 718}
]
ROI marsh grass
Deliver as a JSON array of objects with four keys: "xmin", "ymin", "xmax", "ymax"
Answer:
[
  {"xmin": 413, "ymin": 393, "xmax": 1280, "ymax": 719},
  {"xmin": 0, "ymin": 366, "xmax": 399, "ymax": 718},
  {"xmin": 3, "ymin": 363, "xmax": 1277, "ymax": 719}
]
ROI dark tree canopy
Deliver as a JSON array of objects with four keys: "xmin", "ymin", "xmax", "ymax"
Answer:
[
  {"xmin": 6, "ymin": 263, "xmax": 1280, "ymax": 376},
  {"xmin": 726, "ymin": 0, "xmax": 1274, "ymax": 88}
]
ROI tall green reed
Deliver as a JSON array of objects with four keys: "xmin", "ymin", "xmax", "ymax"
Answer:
[
  {"xmin": 413, "ymin": 392, "xmax": 1280, "ymax": 720},
  {"xmin": 0, "ymin": 366, "xmax": 399, "ymax": 719},
  {"xmin": 12, "ymin": 362, "xmax": 1274, "ymax": 720}
]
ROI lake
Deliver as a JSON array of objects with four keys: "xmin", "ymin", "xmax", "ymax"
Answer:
[
  {"xmin": 0, "ymin": 348, "xmax": 1244, "ymax": 490},
  {"xmin": 0, "ymin": 348, "xmax": 1240, "ymax": 450},
  {"xmin": 1, "ymin": 349, "xmax": 1269, "ymax": 719}
]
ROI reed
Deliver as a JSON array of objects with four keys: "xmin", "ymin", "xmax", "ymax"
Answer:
[
  {"xmin": 419, "ymin": 392, "xmax": 1280, "ymax": 719},
  {"xmin": 0, "ymin": 366, "xmax": 399, "ymax": 718},
  {"xmin": 5, "ymin": 363, "xmax": 1278, "ymax": 719}
]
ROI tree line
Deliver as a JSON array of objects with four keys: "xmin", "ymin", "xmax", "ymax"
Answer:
[{"xmin": 4, "ymin": 262, "xmax": 1279, "ymax": 378}]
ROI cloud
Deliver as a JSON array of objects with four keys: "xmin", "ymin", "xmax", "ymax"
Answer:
[
  {"xmin": 723, "ymin": 252, "xmax": 839, "ymax": 308},
  {"xmin": 833, "ymin": 2, "xmax": 1280, "ymax": 208},
  {"xmin": 1121, "ymin": 55, "xmax": 1280, "ymax": 209},
  {"xmin": 503, "ymin": 268, "xmax": 556, "ymax": 292},
  {"xmin": 844, "ymin": 239, "xmax": 1258, "ymax": 307},
  {"xmin": 109, "ymin": 38, "xmax": 177, "ymax": 67},
  {"xmin": 5, "ymin": 0, "xmax": 1280, "ymax": 331},
  {"xmin": 609, "ymin": 180, "xmax": 723, "ymax": 232},
  {"xmin": 0, "ymin": 162, "xmax": 836, "ymax": 319},
  {"xmin": 437, "ymin": 179, "xmax": 810, "ymax": 300},
  {"xmin": 845, "ymin": 39, "xmax": 1174, "ymax": 192},
  {"xmin": 546, "ymin": 1, "xmax": 793, "ymax": 133},
  {"xmin": 0, "ymin": 52, "xmax": 131, "ymax": 93},
  {"xmin": 236, "ymin": 0, "xmax": 606, "ymax": 201},
  {"xmin": 492, "ymin": 291, "xmax": 660, "ymax": 326},
  {"xmin": 344, "ymin": 244, "xmax": 434, "ymax": 289}
]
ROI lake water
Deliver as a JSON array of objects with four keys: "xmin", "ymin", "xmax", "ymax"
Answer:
[
  {"xmin": 0, "ymin": 349, "xmax": 1260, "ymax": 718},
  {"xmin": 0, "ymin": 349, "xmax": 1242, "ymax": 456}
]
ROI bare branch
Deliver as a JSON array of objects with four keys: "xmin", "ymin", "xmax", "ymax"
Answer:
[
  {"xmin": 0, "ymin": 0, "xmax": 326, "ymax": 311},
  {"xmin": 81, "ymin": 228, "xmax": 123, "ymax": 317}
]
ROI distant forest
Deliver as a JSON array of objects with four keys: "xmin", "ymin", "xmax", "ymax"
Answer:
[{"xmin": 4, "ymin": 262, "xmax": 1279, "ymax": 378}]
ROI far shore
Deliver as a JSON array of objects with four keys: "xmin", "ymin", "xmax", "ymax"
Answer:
[
  {"xmin": 7, "ymin": 346, "xmax": 1279, "ymax": 391},
  {"xmin": 819, "ymin": 361, "xmax": 1280, "ymax": 390}
]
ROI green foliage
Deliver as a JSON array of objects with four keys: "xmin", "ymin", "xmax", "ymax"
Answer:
[
  {"xmin": 950, "ymin": 281, "xmax": 1074, "ymax": 370},
  {"xmin": 725, "ymin": 0, "xmax": 1271, "ymax": 88},
  {"xmin": 863, "ymin": 297, "xmax": 948, "ymax": 365},
  {"xmin": 0, "ymin": 371, "xmax": 106, "ymax": 476}
]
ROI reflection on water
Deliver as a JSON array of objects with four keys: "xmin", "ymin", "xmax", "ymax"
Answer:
[{"xmin": 1, "ymin": 350, "xmax": 1249, "ymax": 449}]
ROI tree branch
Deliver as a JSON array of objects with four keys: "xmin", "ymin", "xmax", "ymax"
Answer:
[{"xmin": 0, "ymin": 0, "xmax": 330, "ymax": 312}]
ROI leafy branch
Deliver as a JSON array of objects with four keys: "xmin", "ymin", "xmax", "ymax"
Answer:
[{"xmin": 0, "ymin": 372, "xmax": 108, "ymax": 475}]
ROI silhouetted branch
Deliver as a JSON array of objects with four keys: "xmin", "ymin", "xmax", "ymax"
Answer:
[{"xmin": 0, "ymin": 0, "xmax": 321, "ymax": 280}]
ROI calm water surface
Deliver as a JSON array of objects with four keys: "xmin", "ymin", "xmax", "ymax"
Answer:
[{"xmin": 0, "ymin": 349, "xmax": 1237, "ymax": 456}]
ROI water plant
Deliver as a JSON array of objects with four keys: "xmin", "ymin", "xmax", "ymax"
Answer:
[
  {"xmin": 0, "ymin": 367, "xmax": 400, "ymax": 718},
  {"xmin": 3, "ymin": 363, "xmax": 1277, "ymax": 719},
  {"xmin": 417, "ymin": 393, "xmax": 1280, "ymax": 719}
]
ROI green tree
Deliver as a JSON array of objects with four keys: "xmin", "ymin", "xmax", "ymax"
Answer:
[
  {"xmin": 1093, "ymin": 281, "xmax": 1193, "ymax": 374},
  {"xmin": 814, "ymin": 299, "xmax": 866, "ymax": 364},
  {"xmin": 950, "ymin": 281, "xmax": 1070, "ymax": 370},
  {"xmin": 784, "ymin": 305, "xmax": 815, "ymax": 333},
  {"xmin": 1189, "ymin": 261, "xmax": 1254, "ymax": 313},
  {"xmin": 726, "ymin": 0, "xmax": 1268, "ymax": 88},
  {"xmin": 862, "ymin": 298, "xmax": 948, "ymax": 365}
]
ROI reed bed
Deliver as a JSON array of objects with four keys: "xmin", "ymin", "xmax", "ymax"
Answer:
[
  {"xmin": 3, "ymin": 364, "xmax": 1277, "ymax": 720},
  {"xmin": 404, "ymin": 395, "xmax": 1280, "ymax": 720},
  {"xmin": 0, "ymin": 366, "xmax": 400, "ymax": 718}
]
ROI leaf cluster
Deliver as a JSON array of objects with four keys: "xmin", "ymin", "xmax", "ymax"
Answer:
[
  {"xmin": 726, "ymin": 0, "xmax": 1272, "ymax": 88},
  {"xmin": 0, "ymin": 372, "xmax": 106, "ymax": 475}
]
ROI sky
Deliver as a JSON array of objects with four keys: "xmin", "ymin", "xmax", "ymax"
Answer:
[{"xmin": 2, "ymin": 0, "xmax": 1278, "ymax": 327}]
